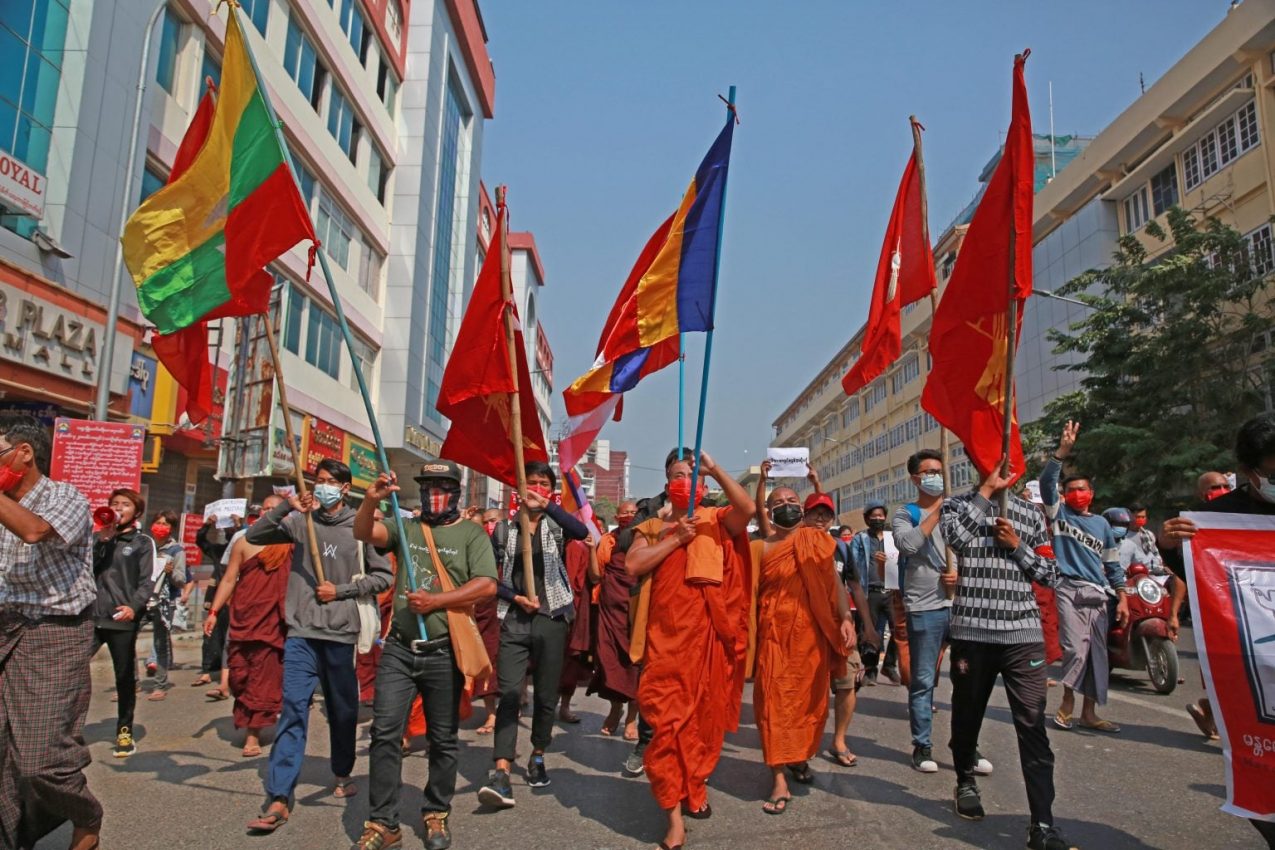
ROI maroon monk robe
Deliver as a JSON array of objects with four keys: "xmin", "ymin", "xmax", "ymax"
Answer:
[
  {"xmin": 227, "ymin": 544, "xmax": 290, "ymax": 730},
  {"xmin": 559, "ymin": 540, "xmax": 596, "ymax": 697},
  {"xmin": 471, "ymin": 597, "xmax": 502, "ymax": 699},
  {"xmin": 588, "ymin": 539, "xmax": 639, "ymax": 702}
]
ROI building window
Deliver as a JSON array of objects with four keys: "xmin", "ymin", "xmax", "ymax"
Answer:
[
  {"xmin": 336, "ymin": 0, "xmax": 368, "ymax": 63},
  {"xmin": 316, "ymin": 193, "xmax": 354, "ymax": 270},
  {"xmin": 864, "ymin": 379, "xmax": 887, "ymax": 413},
  {"xmin": 377, "ymin": 61, "xmax": 398, "ymax": 117},
  {"xmin": 940, "ymin": 251, "xmax": 956, "ymax": 280},
  {"xmin": 289, "ymin": 147, "xmax": 316, "ymax": 208},
  {"xmin": 1183, "ymin": 99, "xmax": 1261, "ymax": 191},
  {"xmin": 357, "ymin": 242, "xmax": 382, "ymax": 299},
  {"xmin": 0, "ymin": 0, "xmax": 68, "ymax": 235},
  {"xmin": 305, "ymin": 302, "xmax": 342, "ymax": 378},
  {"xmin": 200, "ymin": 49, "xmax": 220, "ymax": 89},
  {"xmin": 891, "ymin": 353, "xmax": 919, "ymax": 393},
  {"xmin": 282, "ymin": 280, "xmax": 304, "ymax": 354},
  {"xmin": 284, "ymin": 15, "xmax": 322, "ymax": 109},
  {"xmin": 241, "ymin": 0, "xmax": 269, "ymax": 35},
  {"xmin": 347, "ymin": 335, "xmax": 376, "ymax": 392},
  {"xmin": 1124, "ymin": 185, "xmax": 1150, "ymax": 233},
  {"xmin": 425, "ymin": 76, "xmax": 470, "ymax": 422},
  {"xmin": 1246, "ymin": 223, "xmax": 1275, "ymax": 277},
  {"xmin": 140, "ymin": 165, "xmax": 165, "ymax": 202},
  {"xmin": 1149, "ymin": 164, "xmax": 1178, "ymax": 216},
  {"xmin": 367, "ymin": 144, "xmax": 388, "ymax": 203},
  {"xmin": 327, "ymin": 83, "xmax": 360, "ymax": 164},
  {"xmin": 155, "ymin": 7, "xmax": 182, "ymax": 94}
]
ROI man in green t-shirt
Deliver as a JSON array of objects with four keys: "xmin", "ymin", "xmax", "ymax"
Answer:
[{"xmin": 352, "ymin": 460, "xmax": 497, "ymax": 850}]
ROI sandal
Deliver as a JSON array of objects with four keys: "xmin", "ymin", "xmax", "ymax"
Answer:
[
  {"xmin": 146, "ymin": 690, "xmax": 168, "ymax": 702},
  {"xmin": 623, "ymin": 725, "xmax": 639, "ymax": 742},
  {"xmin": 787, "ymin": 762, "xmax": 814, "ymax": 784},
  {"xmin": 206, "ymin": 689, "xmax": 229, "ymax": 702},
  {"xmin": 826, "ymin": 748, "xmax": 858, "ymax": 768},
  {"xmin": 1186, "ymin": 703, "xmax": 1219, "ymax": 740},
  {"xmin": 241, "ymin": 744, "xmax": 262, "ymax": 758},
  {"xmin": 333, "ymin": 777, "xmax": 358, "ymax": 798},
  {"xmin": 191, "ymin": 675, "xmax": 212, "ymax": 687},
  {"xmin": 681, "ymin": 801, "xmax": 711, "ymax": 819},
  {"xmin": 657, "ymin": 844, "xmax": 684, "ymax": 850},
  {"xmin": 762, "ymin": 796, "xmax": 790, "ymax": 815},
  {"xmin": 1052, "ymin": 709, "xmax": 1073, "ymax": 730},
  {"xmin": 1078, "ymin": 718, "xmax": 1121, "ymax": 733},
  {"xmin": 476, "ymin": 723, "xmax": 495, "ymax": 736},
  {"xmin": 246, "ymin": 810, "xmax": 288, "ymax": 834}
]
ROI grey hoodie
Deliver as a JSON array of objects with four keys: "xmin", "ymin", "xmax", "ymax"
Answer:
[{"xmin": 245, "ymin": 501, "xmax": 392, "ymax": 644}]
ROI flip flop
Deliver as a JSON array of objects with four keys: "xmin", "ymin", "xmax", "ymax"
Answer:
[
  {"xmin": 241, "ymin": 745, "xmax": 262, "ymax": 758},
  {"xmin": 623, "ymin": 727, "xmax": 639, "ymax": 742},
  {"xmin": 1052, "ymin": 709, "xmax": 1073, "ymax": 730},
  {"xmin": 680, "ymin": 802, "xmax": 711, "ymax": 819},
  {"xmin": 1078, "ymin": 719, "xmax": 1121, "ymax": 733},
  {"xmin": 206, "ymin": 689, "xmax": 229, "ymax": 701},
  {"xmin": 1186, "ymin": 703, "xmax": 1219, "ymax": 740},
  {"xmin": 826, "ymin": 748, "xmax": 858, "ymax": 768},
  {"xmin": 146, "ymin": 690, "xmax": 167, "ymax": 702},
  {"xmin": 762, "ymin": 796, "xmax": 790, "ymax": 815},
  {"xmin": 246, "ymin": 811, "xmax": 288, "ymax": 834},
  {"xmin": 333, "ymin": 778, "xmax": 358, "ymax": 798},
  {"xmin": 600, "ymin": 725, "xmax": 617, "ymax": 736},
  {"xmin": 190, "ymin": 675, "xmax": 212, "ymax": 687},
  {"xmin": 657, "ymin": 843, "xmax": 684, "ymax": 850},
  {"xmin": 787, "ymin": 762, "xmax": 814, "ymax": 784},
  {"xmin": 476, "ymin": 724, "xmax": 495, "ymax": 736}
]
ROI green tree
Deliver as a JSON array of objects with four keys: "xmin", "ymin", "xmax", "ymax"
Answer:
[
  {"xmin": 592, "ymin": 495, "xmax": 617, "ymax": 526},
  {"xmin": 1023, "ymin": 207, "xmax": 1273, "ymax": 510}
]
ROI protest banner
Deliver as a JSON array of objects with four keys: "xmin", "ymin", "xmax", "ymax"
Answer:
[
  {"xmin": 765, "ymin": 446, "xmax": 810, "ymax": 479},
  {"xmin": 203, "ymin": 498, "xmax": 248, "ymax": 529},
  {"xmin": 1183, "ymin": 512, "xmax": 1275, "ymax": 823},
  {"xmin": 49, "ymin": 418, "xmax": 145, "ymax": 508}
]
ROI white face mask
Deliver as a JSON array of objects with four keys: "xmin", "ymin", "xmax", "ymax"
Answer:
[
  {"xmin": 1252, "ymin": 471, "xmax": 1275, "ymax": 503},
  {"xmin": 918, "ymin": 472, "xmax": 945, "ymax": 497},
  {"xmin": 314, "ymin": 483, "xmax": 344, "ymax": 508}
]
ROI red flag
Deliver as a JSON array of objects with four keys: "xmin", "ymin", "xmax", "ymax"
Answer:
[
  {"xmin": 921, "ymin": 52, "xmax": 1033, "ymax": 479},
  {"xmin": 842, "ymin": 141, "xmax": 936, "ymax": 396},
  {"xmin": 152, "ymin": 81, "xmax": 217, "ymax": 425},
  {"xmin": 437, "ymin": 205, "xmax": 549, "ymax": 486}
]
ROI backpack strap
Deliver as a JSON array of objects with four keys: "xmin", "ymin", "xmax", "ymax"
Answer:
[{"xmin": 904, "ymin": 503, "xmax": 922, "ymax": 527}]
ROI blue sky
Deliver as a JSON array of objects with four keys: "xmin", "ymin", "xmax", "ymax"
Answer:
[{"xmin": 480, "ymin": 1, "xmax": 1229, "ymax": 497}]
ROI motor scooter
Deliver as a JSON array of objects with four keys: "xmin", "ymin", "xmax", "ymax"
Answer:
[{"xmin": 1107, "ymin": 562, "xmax": 1178, "ymax": 694}]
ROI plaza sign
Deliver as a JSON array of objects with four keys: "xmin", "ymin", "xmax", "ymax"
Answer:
[
  {"xmin": 0, "ymin": 151, "xmax": 45, "ymax": 218},
  {"xmin": 0, "ymin": 282, "xmax": 101, "ymax": 385}
]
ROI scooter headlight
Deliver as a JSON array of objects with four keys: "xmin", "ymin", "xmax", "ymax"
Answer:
[{"xmin": 1135, "ymin": 578, "xmax": 1163, "ymax": 605}]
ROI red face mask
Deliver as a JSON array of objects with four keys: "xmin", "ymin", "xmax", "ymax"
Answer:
[
  {"xmin": 1206, "ymin": 486, "xmax": 1231, "ymax": 501},
  {"xmin": 840, "ymin": 532, "xmax": 853, "ymax": 542},
  {"xmin": 527, "ymin": 485, "xmax": 552, "ymax": 502},
  {"xmin": 1132, "ymin": 517, "xmax": 1147, "ymax": 530},
  {"xmin": 1063, "ymin": 491, "xmax": 1094, "ymax": 513},
  {"xmin": 150, "ymin": 522, "xmax": 172, "ymax": 541},
  {"xmin": 615, "ymin": 515, "xmax": 635, "ymax": 529},
  {"xmin": 0, "ymin": 450, "xmax": 24, "ymax": 493},
  {"xmin": 667, "ymin": 478, "xmax": 705, "ymax": 511},
  {"xmin": 483, "ymin": 520, "xmax": 498, "ymax": 535}
]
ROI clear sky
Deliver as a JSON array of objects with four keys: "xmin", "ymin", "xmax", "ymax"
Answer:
[{"xmin": 480, "ymin": 0, "xmax": 1231, "ymax": 497}]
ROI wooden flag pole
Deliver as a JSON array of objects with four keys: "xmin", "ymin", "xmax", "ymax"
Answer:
[
  {"xmin": 687, "ymin": 85, "xmax": 737, "ymax": 515},
  {"xmin": 497, "ymin": 186, "xmax": 538, "ymax": 605},
  {"xmin": 259, "ymin": 313, "xmax": 326, "ymax": 584},
  {"xmin": 911, "ymin": 115, "xmax": 957, "ymax": 598},
  {"xmin": 231, "ymin": 1, "xmax": 426, "ymax": 636}
]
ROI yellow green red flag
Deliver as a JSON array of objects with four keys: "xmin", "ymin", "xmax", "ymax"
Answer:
[{"xmin": 121, "ymin": 6, "xmax": 314, "ymax": 335}]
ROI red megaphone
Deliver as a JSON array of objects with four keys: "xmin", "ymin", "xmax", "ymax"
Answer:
[{"xmin": 93, "ymin": 506, "xmax": 118, "ymax": 528}]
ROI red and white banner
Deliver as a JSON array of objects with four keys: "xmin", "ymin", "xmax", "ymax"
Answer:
[{"xmin": 1183, "ymin": 512, "xmax": 1275, "ymax": 822}]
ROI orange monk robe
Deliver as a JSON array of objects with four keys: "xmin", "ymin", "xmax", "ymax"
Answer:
[
  {"xmin": 754, "ymin": 527, "xmax": 847, "ymax": 767},
  {"xmin": 635, "ymin": 507, "xmax": 752, "ymax": 811}
]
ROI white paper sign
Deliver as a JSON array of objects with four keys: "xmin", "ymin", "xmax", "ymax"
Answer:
[
  {"xmin": 1024, "ymin": 480, "xmax": 1043, "ymax": 505},
  {"xmin": 273, "ymin": 485, "xmax": 297, "ymax": 498},
  {"xmin": 766, "ymin": 447, "xmax": 810, "ymax": 479},
  {"xmin": 203, "ymin": 498, "xmax": 248, "ymax": 529}
]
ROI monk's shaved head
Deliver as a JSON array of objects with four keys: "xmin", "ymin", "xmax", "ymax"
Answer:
[{"xmin": 766, "ymin": 486, "xmax": 799, "ymax": 507}]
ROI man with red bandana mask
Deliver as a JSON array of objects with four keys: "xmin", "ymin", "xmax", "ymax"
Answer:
[
  {"xmin": 1039, "ymin": 421, "xmax": 1128, "ymax": 735},
  {"xmin": 0, "ymin": 415, "xmax": 101, "ymax": 850},
  {"xmin": 479, "ymin": 460, "xmax": 589, "ymax": 809},
  {"xmin": 144, "ymin": 509, "xmax": 187, "ymax": 700}
]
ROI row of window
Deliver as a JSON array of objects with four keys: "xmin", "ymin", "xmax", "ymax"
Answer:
[
  {"xmin": 280, "ymin": 277, "xmax": 377, "ymax": 389},
  {"xmin": 1124, "ymin": 163, "xmax": 1179, "ymax": 233},
  {"xmin": 1183, "ymin": 100, "xmax": 1260, "ymax": 192},
  {"xmin": 292, "ymin": 150, "xmax": 383, "ymax": 299}
]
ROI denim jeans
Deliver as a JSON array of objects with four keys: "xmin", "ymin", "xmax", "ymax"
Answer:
[
  {"xmin": 368, "ymin": 640, "xmax": 464, "ymax": 825},
  {"xmin": 265, "ymin": 637, "xmax": 358, "ymax": 801},
  {"xmin": 906, "ymin": 607, "xmax": 950, "ymax": 748}
]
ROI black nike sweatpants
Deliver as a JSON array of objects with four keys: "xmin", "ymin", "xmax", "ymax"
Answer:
[{"xmin": 948, "ymin": 638, "xmax": 1056, "ymax": 826}]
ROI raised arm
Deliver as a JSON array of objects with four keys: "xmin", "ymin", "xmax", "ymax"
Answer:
[
  {"xmin": 754, "ymin": 459, "xmax": 773, "ymax": 539},
  {"xmin": 245, "ymin": 498, "xmax": 301, "ymax": 546},
  {"xmin": 702, "ymin": 452, "xmax": 755, "ymax": 539},
  {"xmin": 354, "ymin": 473, "xmax": 396, "ymax": 548}
]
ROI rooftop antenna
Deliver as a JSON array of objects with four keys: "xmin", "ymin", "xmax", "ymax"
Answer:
[
  {"xmin": 1139, "ymin": 72, "xmax": 1146, "ymax": 94},
  {"xmin": 1049, "ymin": 81, "xmax": 1057, "ymax": 179}
]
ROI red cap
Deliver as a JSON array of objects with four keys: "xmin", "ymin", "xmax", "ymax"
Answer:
[{"xmin": 803, "ymin": 493, "xmax": 835, "ymax": 513}]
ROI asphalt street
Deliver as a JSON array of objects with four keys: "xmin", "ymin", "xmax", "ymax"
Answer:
[{"xmin": 32, "ymin": 626, "xmax": 1262, "ymax": 850}]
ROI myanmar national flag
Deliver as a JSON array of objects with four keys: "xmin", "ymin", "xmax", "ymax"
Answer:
[{"xmin": 122, "ymin": 7, "xmax": 314, "ymax": 335}]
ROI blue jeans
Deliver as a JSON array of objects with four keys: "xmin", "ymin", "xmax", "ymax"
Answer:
[
  {"xmin": 266, "ymin": 637, "xmax": 359, "ymax": 801},
  {"xmin": 906, "ymin": 607, "xmax": 950, "ymax": 748}
]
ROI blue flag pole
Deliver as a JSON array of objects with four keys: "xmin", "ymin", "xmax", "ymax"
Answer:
[
  {"xmin": 233, "ymin": 4, "xmax": 426, "ymax": 638},
  {"xmin": 688, "ymin": 86, "xmax": 737, "ymax": 516},
  {"xmin": 678, "ymin": 332, "xmax": 686, "ymax": 454}
]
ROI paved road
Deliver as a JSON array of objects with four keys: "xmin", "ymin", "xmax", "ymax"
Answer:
[{"xmin": 33, "ymin": 626, "xmax": 1260, "ymax": 850}]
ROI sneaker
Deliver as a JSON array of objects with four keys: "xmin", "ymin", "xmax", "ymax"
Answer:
[
  {"xmin": 351, "ymin": 821, "xmax": 402, "ymax": 850},
  {"xmin": 971, "ymin": 749, "xmax": 994, "ymax": 776},
  {"xmin": 911, "ymin": 745, "xmax": 938, "ymax": 773},
  {"xmin": 526, "ymin": 754, "xmax": 550, "ymax": 787},
  {"xmin": 477, "ymin": 769, "xmax": 515, "ymax": 809},
  {"xmin": 113, "ymin": 727, "xmax": 137, "ymax": 758},
  {"xmin": 422, "ymin": 813, "xmax": 451, "ymax": 850},
  {"xmin": 1027, "ymin": 823, "xmax": 1078, "ymax": 850},
  {"xmin": 954, "ymin": 781, "xmax": 985, "ymax": 820},
  {"xmin": 864, "ymin": 669, "xmax": 879, "ymax": 686},
  {"xmin": 623, "ymin": 747, "xmax": 646, "ymax": 776},
  {"xmin": 882, "ymin": 666, "xmax": 902, "ymax": 685}
]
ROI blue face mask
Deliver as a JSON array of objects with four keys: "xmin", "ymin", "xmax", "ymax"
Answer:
[
  {"xmin": 1113, "ymin": 526, "xmax": 1128, "ymax": 539},
  {"xmin": 314, "ymin": 483, "xmax": 344, "ymax": 508}
]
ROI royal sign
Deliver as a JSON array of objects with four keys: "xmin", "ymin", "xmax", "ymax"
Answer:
[{"xmin": 0, "ymin": 151, "xmax": 45, "ymax": 218}]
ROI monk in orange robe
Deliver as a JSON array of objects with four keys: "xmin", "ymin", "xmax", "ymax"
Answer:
[
  {"xmin": 628, "ymin": 452, "xmax": 754, "ymax": 850},
  {"xmin": 753, "ymin": 486, "xmax": 855, "ymax": 814}
]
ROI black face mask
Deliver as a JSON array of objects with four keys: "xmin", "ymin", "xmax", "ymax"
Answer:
[
  {"xmin": 419, "ymin": 483, "xmax": 461, "ymax": 526},
  {"xmin": 771, "ymin": 503, "xmax": 803, "ymax": 529},
  {"xmin": 867, "ymin": 517, "xmax": 887, "ymax": 532}
]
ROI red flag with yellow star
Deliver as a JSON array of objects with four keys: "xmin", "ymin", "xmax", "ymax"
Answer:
[
  {"xmin": 437, "ymin": 208, "xmax": 548, "ymax": 486},
  {"xmin": 921, "ymin": 52, "xmax": 1033, "ymax": 479}
]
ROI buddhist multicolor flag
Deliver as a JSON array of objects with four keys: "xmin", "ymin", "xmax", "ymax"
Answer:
[
  {"xmin": 560, "ymin": 467, "xmax": 602, "ymax": 543},
  {"xmin": 121, "ymin": 7, "xmax": 314, "ymax": 336},
  {"xmin": 921, "ymin": 53, "xmax": 1034, "ymax": 478},
  {"xmin": 437, "ymin": 202, "xmax": 549, "ymax": 487},
  {"xmin": 841, "ymin": 130, "xmax": 936, "ymax": 397},
  {"xmin": 559, "ymin": 116, "xmax": 734, "ymax": 471}
]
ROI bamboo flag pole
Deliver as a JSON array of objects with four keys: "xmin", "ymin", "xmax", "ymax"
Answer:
[
  {"xmin": 998, "ymin": 55, "xmax": 1027, "ymax": 514},
  {"xmin": 910, "ymin": 115, "xmax": 957, "ymax": 598},
  {"xmin": 687, "ymin": 85, "xmax": 737, "ymax": 515},
  {"xmin": 496, "ymin": 186, "xmax": 538, "ymax": 605},
  {"xmin": 231, "ymin": 2, "xmax": 426, "ymax": 636},
  {"xmin": 259, "ymin": 314, "xmax": 325, "ymax": 584}
]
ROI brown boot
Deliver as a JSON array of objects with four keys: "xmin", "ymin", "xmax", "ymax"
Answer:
[{"xmin": 351, "ymin": 821, "xmax": 403, "ymax": 850}]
